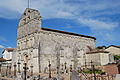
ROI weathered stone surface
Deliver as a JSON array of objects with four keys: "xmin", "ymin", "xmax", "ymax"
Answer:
[
  {"xmin": 70, "ymin": 71, "xmax": 79, "ymax": 80},
  {"xmin": 115, "ymin": 74, "xmax": 120, "ymax": 80},
  {"xmin": 12, "ymin": 8, "xmax": 96, "ymax": 75},
  {"xmin": 18, "ymin": 8, "xmax": 41, "ymax": 39}
]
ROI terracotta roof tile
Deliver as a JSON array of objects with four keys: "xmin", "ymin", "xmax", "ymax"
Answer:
[
  {"xmin": 5, "ymin": 48, "xmax": 15, "ymax": 52},
  {"xmin": 0, "ymin": 58, "xmax": 6, "ymax": 61}
]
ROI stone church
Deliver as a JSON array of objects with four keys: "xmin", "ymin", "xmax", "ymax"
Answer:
[{"xmin": 12, "ymin": 8, "xmax": 96, "ymax": 74}]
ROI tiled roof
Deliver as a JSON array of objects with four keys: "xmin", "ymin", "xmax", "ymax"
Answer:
[
  {"xmin": 41, "ymin": 27, "xmax": 96, "ymax": 40},
  {"xmin": 107, "ymin": 45, "xmax": 120, "ymax": 48},
  {"xmin": 5, "ymin": 48, "xmax": 15, "ymax": 52},
  {"xmin": 86, "ymin": 49, "xmax": 109, "ymax": 54},
  {"xmin": 0, "ymin": 58, "xmax": 6, "ymax": 62}
]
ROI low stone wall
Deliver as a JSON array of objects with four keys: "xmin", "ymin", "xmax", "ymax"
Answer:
[{"xmin": 103, "ymin": 64, "xmax": 118, "ymax": 75}]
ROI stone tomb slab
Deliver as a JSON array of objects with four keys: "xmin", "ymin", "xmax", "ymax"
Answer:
[
  {"xmin": 70, "ymin": 70, "xmax": 80, "ymax": 80},
  {"xmin": 115, "ymin": 74, "xmax": 120, "ymax": 80}
]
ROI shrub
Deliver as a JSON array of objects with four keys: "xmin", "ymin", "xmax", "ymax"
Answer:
[{"xmin": 82, "ymin": 68, "xmax": 104, "ymax": 74}]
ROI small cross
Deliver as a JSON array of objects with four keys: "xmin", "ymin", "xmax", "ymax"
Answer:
[
  {"xmin": 64, "ymin": 62, "xmax": 67, "ymax": 69},
  {"xmin": 90, "ymin": 60, "xmax": 93, "ymax": 64},
  {"xmin": 90, "ymin": 60, "xmax": 94, "ymax": 66}
]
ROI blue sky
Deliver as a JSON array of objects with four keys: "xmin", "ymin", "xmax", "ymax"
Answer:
[{"xmin": 0, "ymin": 0, "xmax": 120, "ymax": 53}]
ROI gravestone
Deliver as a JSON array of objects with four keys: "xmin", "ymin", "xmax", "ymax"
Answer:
[
  {"xmin": 115, "ymin": 74, "xmax": 120, "ymax": 80},
  {"xmin": 70, "ymin": 70, "xmax": 80, "ymax": 80},
  {"xmin": 44, "ymin": 67, "xmax": 48, "ymax": 73},
  {"xmin": 16, "ymin": 73, "xmax": 22, "ymax": 80}
]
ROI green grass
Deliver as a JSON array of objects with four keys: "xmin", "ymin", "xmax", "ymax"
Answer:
[{"xmin": 82, "ymin": 68, "xmax": 105, "ymax": 74}]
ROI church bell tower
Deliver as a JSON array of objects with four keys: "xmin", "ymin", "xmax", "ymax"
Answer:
[{"xmin": 17, "ymin": 8, "xmax": 42, "ymax": 39}]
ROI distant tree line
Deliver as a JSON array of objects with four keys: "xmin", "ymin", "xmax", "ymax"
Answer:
[
  {"xmin": 96, "ymin": 46, "xmax": 107, "ymax": 49},
  {"xmin": 114, "ymin": 55, "xmax": 120, "ymax": 60}
]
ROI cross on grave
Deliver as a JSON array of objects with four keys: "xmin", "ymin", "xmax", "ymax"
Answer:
[
  {"xmin": 48, "ymin": 60, "xmax": 51, "ymax": 78},
  {"xmin": 9, "ymin": 64, "xmax": 11, "ymax": 75},
  {"xmin": 17, "ymin": 61, "xmax": 21, "ymax": 73},
  {"xmin": 30, "ymin": 64, "xmax": 33, "ymax": 76},
  {"xmin": 23, "ymin": 63, "xmax": 29, "ymax": 80},
  {"xmin": 13, "ymin": 62, "xmax": 17, "ymax": 77},
  {"xmin": 61, "ymin": 64, "xmax": 64, "ymax": 70},
  {"xmin": 90, "ymin": 61, "xmax": 97, "ymax": 80},
  {"xmin": 64, "ymin": 62, "xmax": 67, "ymax": 70},
  {"xmin": 70, "ymin": 65, "xmax": 72, "ymax": 72}
]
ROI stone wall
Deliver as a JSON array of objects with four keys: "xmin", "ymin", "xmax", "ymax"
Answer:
[
  {"xmin": 12, "ymin": 8, "xmax": 96, "ymax": 74},
  {"xmin": 105, "ymin": 46, "xmax": 120, "ymax": 56},
  {"xmin": 86, "ymin": 52, "xmax": 114, "ymax": 66},
  {"xmin": 37, "ymin": 29, "xmax": 96, "ymax": 73}
]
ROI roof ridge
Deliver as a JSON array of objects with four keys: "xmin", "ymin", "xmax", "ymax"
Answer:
[{"xmin": 41, "ymin": 27, "xmax": 96, "ymax": 40}]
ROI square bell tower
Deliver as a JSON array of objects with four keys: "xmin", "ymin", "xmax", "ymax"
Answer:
[{"xmin": 17, "ymin": 8, "xmax": 42, "ymax": 39}]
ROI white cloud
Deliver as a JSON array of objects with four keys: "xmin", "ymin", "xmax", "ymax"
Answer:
[
  {"xmin": 77, "ymin": 18, "xmax": 119, "ymax": 42},
  {"xmin": 64, "ymin": 24, "xmax": 74, "ymax": 28},
  {"xmin": 0, "ymin": 36, "xmax": 7, "ymax": 42},
  {"xmin": 56, "ymin": 11, "xmax": 73, "ymax": 18},
  {"xmin": 0, "ymin": 0, "xmax": 120, "ymax": 19},
  {"xmin": 94, "ymin": 31, "xmax": 116, "ymax": 41},
  {"xmin": 0, "ymin": 0, "xmax": 26, "ymax": 12},
  {"xmin": 78, "ymin": 18, "xmax": 118, "ymax": 30},
  {"xmin": 7, "ymin": 46, "xmax": 12, "ymax": 48},
  {"xmin": 104, "ymin": 33, "xmax": 116, "ymax": 41},
  {"xmin": 0, "ymin": 45, "xmax": 4, "ymax": 48},
  {"xmin": 0, "ymin": 0, "xmax": 120, "ymax": 46}
]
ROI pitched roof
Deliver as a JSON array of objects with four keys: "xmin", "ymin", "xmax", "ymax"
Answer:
[
  {"xmin": 5, "ymin": 48, "xmax": 15, "ymax": 52},
  {"xmin": 41, "ymin": 27, "xmax": 96, "ymax": 40},
  {"xmin": 2, "ymin": 48, "xmax": 15, "ymax": 54},
  {"xmin": 0, "ymin": 58, "xmax": 6, "ymax": 62},
  {"xmin": 107, "ymin": 45, "xmax": 120, "ymax": 48},
  {"xmin": 0, "ymin": 58, "xmax": 12, "ymax": 62},
  {"xmin": 86, "ymin": 49, "xmax": 109, "ymax": 54}
]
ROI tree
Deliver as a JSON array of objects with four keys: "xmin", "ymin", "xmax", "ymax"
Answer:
[
  {"xmin": 96, "ymin": 46, "xmax": 106, "ymax": 49},
  {"xmin": 114, "ymin": 55, "xmax": 120, "ymax": 60}
]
